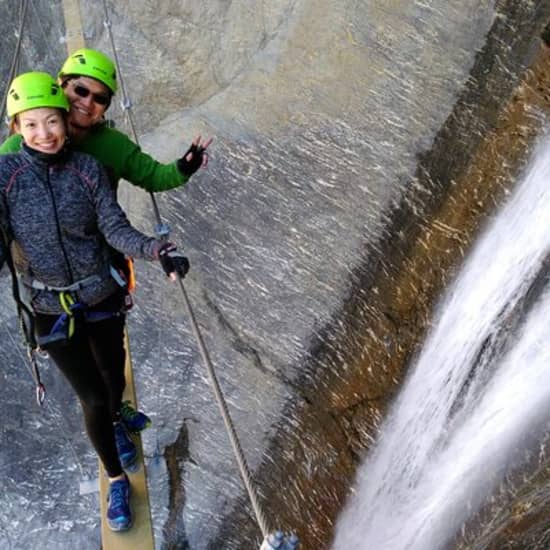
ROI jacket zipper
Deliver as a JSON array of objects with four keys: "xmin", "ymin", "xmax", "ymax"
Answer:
[{"xmin": 46, "ymin": 166, "xmax": 75, "ymax": 285}]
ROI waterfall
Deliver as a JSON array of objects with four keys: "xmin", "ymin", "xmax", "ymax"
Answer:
[{"xmin": 332, "ymin": 134, "xmax": 550, "ymax": 550}]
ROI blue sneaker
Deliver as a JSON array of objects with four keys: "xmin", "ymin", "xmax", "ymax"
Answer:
[
  {"xmin": 114, "ymin": 421, "xmax": 137, "ymax": 470},
  {"xmin": 107, "ymin": 475, "xmax": 132, "ymax": 531},
  {"xmin": 120, "ymin": 400, "xmax": 152, "ymax": 433}
]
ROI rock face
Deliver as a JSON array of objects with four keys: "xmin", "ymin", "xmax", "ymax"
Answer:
[{"xmin": 0, "ymin": 1, "xmax": 549, "ymax": 549}]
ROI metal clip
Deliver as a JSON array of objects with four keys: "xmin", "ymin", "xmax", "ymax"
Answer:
[
  {"xmin": 260, "ymin": 531, "xmax": 299, "ymax": 550},
  {"xmin": 27, "ymin": 347, "xmax": 46, "ymax": 406},
  {"xmin": 155, "ymin": 222, "xmax": 171, "ymax": 239},
  {"xmin": 120, "ymin": 97, "xmax": 132, "ymax": 111}
]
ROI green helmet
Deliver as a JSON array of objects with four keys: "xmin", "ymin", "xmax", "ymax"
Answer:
[
  {"xmin": 58, "ymin": 48, "xmax": 117, "ymax": 94},
  {"xmin": 7, "ymin": 72, "xmax": 70, "ymax": 118}
]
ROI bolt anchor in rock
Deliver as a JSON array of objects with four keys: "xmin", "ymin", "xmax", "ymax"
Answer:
[{"xmin": 260, "ymin": 531, "xmax": 299, "ymax": 550}]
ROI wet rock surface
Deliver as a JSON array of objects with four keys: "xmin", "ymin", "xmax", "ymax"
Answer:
[{"xmin": 1, "ymin": 1, "xmax": 549, "ymax": 549}]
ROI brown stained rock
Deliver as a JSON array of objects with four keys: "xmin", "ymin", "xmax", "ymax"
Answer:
[
  {"xmin": 455, "ymin": 439, "xmax": 550, "ymax": 549},
  {"xmin": 332, "ymin": 41, "xmax": 550, "ymax": 409}
]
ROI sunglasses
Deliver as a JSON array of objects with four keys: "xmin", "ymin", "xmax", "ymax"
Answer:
[{"xmin": 72, "ymin": 84, "xmax": 111, "ymax": 106}]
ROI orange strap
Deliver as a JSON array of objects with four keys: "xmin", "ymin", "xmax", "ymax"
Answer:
[{"xmin": 126, "ymin": 257, "xmax": 136, "ymax": 292}]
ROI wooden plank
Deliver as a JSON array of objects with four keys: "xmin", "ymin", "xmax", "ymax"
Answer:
[
  {"xmin": 98, "ymin": 331, "xmax": 155, "ymax": 549},
  {"xmin": 61, "ymin": 0, "xmax": 85, "ymax": 52}
]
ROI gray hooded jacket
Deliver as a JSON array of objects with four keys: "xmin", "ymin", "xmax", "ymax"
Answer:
[{"xmin": 0, "ymin": 144, "xmax": 162, "ymax": 314}]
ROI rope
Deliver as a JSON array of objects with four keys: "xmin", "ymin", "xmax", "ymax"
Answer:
[
  {"xmin": 101, "ymin": 0, "xmax": 270, "ymax": 538},
  {"xmin": 1, "ymin": 0, "xmax": 29, "ymax": 124}
]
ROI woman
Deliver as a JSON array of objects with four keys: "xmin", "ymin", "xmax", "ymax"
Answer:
[{"xmin": 0, "ymin": 72, "xmax": 188, "ymax": 531}]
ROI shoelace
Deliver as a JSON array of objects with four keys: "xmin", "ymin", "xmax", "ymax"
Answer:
[
  {"xmin": 120, "ymin": 401, "xmax": 138, "ymax": 420},
  {"xmin": 109, "ymin": 480, "xmax": 127, "ymax": 509}
]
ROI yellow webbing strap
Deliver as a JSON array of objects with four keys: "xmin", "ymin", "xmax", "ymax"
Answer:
[{"xmin": 58, "ymin": 292, "xmax": 76, "ymax": 338}]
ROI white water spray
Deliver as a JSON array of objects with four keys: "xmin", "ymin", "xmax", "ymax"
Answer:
[{"xmin": 332, "ymin": 135, "xmax": 550, "ymax": 550}]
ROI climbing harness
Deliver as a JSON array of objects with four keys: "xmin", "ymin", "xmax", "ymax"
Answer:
[
  {"xmin": 101, "ymin": 1, "xmax": 299, "ymax": 546},
  {"xmin": 21, "ymin": 263, "xmax": 125, "ymax": 293},
  {"xmin": 14, "ymin": 263, "xmax": 127, "ymax": 358},
  {"xmin": 22, "ymin": 271, "xmax": 102, "ymax": 293},
  {"xmin": 35, "ymin": 281, "xmax": 125, "ymax": 350}
]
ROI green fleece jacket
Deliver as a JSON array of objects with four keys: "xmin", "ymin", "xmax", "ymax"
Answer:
[{"xmin": 0, "ymin": 123, "xmax": 189, "ymax": 192}]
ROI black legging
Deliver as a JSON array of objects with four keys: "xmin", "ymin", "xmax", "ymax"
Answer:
[{"xmin": 33, "ymin": 291, "xmax": 127, "ymax": 478}]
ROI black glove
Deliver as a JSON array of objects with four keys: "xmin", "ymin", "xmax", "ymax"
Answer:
[
  {"xmin": 177, "ymin": 143, "xmax": 206, "ymax": 176},
  {"xmin": 158, "ymin": 242, "xmax": 190, "ymax": 278}
]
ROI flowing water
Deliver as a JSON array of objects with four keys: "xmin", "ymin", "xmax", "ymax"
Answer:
[{"xmin": 332, "ymin": 134, "xmax": 550, "ymax": 550}]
